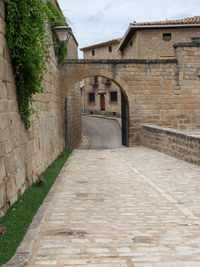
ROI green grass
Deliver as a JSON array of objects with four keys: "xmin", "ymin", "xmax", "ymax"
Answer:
[{"xmin": 0, "ymin": 149, "xmax": 72, "ymax": 266}]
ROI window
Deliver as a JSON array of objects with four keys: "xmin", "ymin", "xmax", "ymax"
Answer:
[
  {"xmin": 163, "ymin": 33, "xmax": 171, "ymax": 41},
  {"xmin": 130, "ymin": 40, "xmax": 133, "ymax": 46},
  {"xmin": 91, "ymin": 50, "xmax": 95, "ymax": 56},
  {"xmin": 108, "ymin": 46, "xmax": 112, "ymax": 53},
  {"xmin": 94, "ymin": 76, "xmax": 98, "ymax": 84},
  {"xmin": 88, "ymin": 93, "xmax": 95, "ymax": 102},
  {"xmin": 110, "ymin": 91, "xmax": 118, "ymax": 102}
]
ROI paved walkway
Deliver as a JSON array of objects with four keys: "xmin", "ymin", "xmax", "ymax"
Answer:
[
  {"xmin": 17, "ymin": 147, "xmax": 200, "ymax": 266},
  {"xmin": 82, "ymin": 115, "xmax": 122, "ymax": 149}
]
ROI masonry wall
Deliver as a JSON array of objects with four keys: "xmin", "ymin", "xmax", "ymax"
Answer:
[
  {"xmin": 126, "ymin": 61, "xmax": 179, "ymax": 145},
  {"xmin": 140, "ymin": 125, "xmax": 200, "ymax": 165},
  {"xmin": 123, "ymin": 27, "xmax": 200, "ymax": 59},
  {"xmin": 0, "ymin": 2, "xmax": 80, "ymax": 216},
  {"xmin": 66, "ymin": 82, "xmax": 82, "ymax": 148},
  {"xmin": 174, "ymin": 43, "xmax": 200, "ymax": 130},
  {"xmin": 67, "ymin": 35, "xmax": 78, "ymax": 59},
  {"xmin": 83, "ymin": 42, "xmax": 122, "ymax": 59}
]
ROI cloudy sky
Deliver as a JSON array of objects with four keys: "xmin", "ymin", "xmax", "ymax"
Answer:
[{"xmin": 57, "ymin": 0, "xmax": 200, "ymax": 58}]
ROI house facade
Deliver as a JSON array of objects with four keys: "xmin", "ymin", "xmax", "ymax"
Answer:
[{"xmin": 119, "ymin": 16, "xmax": 200, "ymax": 59}]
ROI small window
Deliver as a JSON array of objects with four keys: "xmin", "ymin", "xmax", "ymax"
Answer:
[
  {"xmin": 91, "ymin": 50, "xmax": 95, "ymax": 56},
  {"xmin": 108, "ymin": 46, "xmax": 112, "ymax": 53},
  {"xmin": 88, "ymin": 93, "xmax": 95, "ymax": 102},
  {"xmin": 163, "ymin": 33, "xmax": 171, "ymax": 41},
  {"xmin": 130, "ymin": 40, "xmax": 133, "ymax": 46},
  {"xmin": 110, "ymin": 91, "xmax": 117, "ymax": 102}
]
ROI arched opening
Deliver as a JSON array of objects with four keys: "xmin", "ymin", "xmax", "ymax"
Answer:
[{"xmin": 60, "ymin": 66, "xmax": 129, "ymax": 149}]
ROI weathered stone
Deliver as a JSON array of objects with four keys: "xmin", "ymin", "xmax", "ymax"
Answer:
[
  {"xmin": 0, "ymin": 181, "xmax": 6, "ymax": 210},
  {"xmin": 0, "ymin": 157, "xmax": 5, "ymax": 183}
]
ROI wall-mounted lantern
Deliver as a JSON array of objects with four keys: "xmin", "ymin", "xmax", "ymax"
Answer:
[{"xmin": 54, "ymin": 26, "xmax": 72, "ymax": 43}]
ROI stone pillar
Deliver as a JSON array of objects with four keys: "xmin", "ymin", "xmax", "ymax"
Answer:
[{"xmin": 174, "ymin": 39, "xmax": 200, "ymax": 130}]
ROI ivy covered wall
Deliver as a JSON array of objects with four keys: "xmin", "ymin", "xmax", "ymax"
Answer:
[{"xmin": 0, "ymin": 0, "xmax": 79, "ymax": 217}]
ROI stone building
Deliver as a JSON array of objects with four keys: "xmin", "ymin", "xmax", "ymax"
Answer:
[
  {"xmin": 119, "ymin": 16, "xmax": 200, "ymax": 59},
  {"xmin": 80, "ymin": 16, "xmax": 200, "ymax": 118}
]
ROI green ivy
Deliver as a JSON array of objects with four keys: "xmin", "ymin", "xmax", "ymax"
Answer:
[{"xmin": 3, "ymin": 0, "xmax": 68, "ymax": 129}]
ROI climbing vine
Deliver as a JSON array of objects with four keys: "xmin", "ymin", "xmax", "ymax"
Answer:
[
  {"xmin": 3, "ymin": 0, "xmax": 68, "ymax": 129},
  {"xmin": 46, "ymin": 0, "xmax": 68, "ymax": 66}
]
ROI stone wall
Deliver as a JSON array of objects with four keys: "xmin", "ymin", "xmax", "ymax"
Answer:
[
  {"xmin": 174, "ymin": 41, "xmax": 200, "ymax": 130},
  {"xmin": 67, "ymin": 34, "xmax": 78, "ymax": 59},
  {"xmin": 140, "ymin": 125, "xmax": 200, "ymax": 165},
  {"xmin": 0, "ymin": 2, "xmax": 80, "ymax": 216},
  {"xmin": 65, "ymin": 82, "xmax": 82, "ymax": 148},
  {"xmin": 82, "ymin": 41, "xmax": 122, "ymax": 59}
]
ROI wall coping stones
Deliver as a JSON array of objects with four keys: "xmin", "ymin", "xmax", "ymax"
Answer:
[
  {"xmin": 64, "ymin": 58, "xmax": 178, "ymax": 65},
  {"xmin": 174, "ymin": 42, "xmax": 200, "ymax": 48},
  {"xmin": 142, "ymin": 124, "xmax": 200, "ymax": 143}
]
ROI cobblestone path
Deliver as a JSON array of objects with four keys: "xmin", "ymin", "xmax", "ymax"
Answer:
[{"xmin": 28, "ymin": 147, "xmax": 200, "ymax": 266}]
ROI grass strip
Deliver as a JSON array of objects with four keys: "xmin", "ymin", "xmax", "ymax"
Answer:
[{"xmin": 0, "ymin": 149, "xmax": 72, "ymax": 266}]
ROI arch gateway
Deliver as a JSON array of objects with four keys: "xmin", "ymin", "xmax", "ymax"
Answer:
[{"xmin": 59, "ymin": 42, "xmax": 200, "ymax": 147}]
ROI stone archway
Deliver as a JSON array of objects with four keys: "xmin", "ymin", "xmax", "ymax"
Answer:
[{"xmin": 59, "ymin": 63, "xmax": 130, "ymax": 148}]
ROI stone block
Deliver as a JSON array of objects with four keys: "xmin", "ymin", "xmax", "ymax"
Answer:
[
  {"xmin": 26, "ymin": 157, "xmax": 36, "ymax": 185},
  {"xmin": 0, "ymin": 98, "xmax": 8, "ymax": 112},
  {"xmin": 0, "ymin": 157, "xmax": 5, "ymax": 183},
  {"xmin": 0, "ymin": 80, "xmax": 7, "ymax": 98},
  {"xmin": 0, "ymin": 181, "xmax": 6, "ymax": 210},
  {"xmin": 6, "ymin": 82, "xmax": 17, "ymax": 99},
  {"xmin": 4, "ymin": 148, "xmax": 23, "ymax": 175},
  {"xmin": 4, "ymin": 139, "xmax": 17, "ymax": 154},
  {"xmin": 0, "ymin": 141, "xmax": 4, "ymax": 157},
  {"xmin": 0, "ymin": 17, "xmax": 5, "ymax": 35},
  {"xmin": 5, "ymin": 174, "xmax": 16, "ymax": 202}
]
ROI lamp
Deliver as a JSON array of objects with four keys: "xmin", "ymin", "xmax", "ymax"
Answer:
[{"xmin": 54, "ymin": 26, "xmax": 72, "ymax": 43}]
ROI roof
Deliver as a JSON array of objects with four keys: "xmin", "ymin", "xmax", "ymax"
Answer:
[
  {"xmin": 80, "ymin": 38, "xmax": 122, "ymax": 51},
  {"xmin": 130, "ymin": 16, "xmax": 200, "ymax": 26},
  {"xmin": 119, "ymin": 16, "xmax": 200, "ymax": 52}
]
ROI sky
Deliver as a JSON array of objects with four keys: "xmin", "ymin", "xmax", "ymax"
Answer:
[{"xmin": 57, "ymin": 0, "xmax": 200, "ymax": 58}]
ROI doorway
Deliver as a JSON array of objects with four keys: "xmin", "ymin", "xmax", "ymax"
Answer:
[
  {"xmin": 100, "ymin": 94, "xmax": 105, "ymax": 111},
  {"xmin": 121, "ymin": 92, "xmax": 129, "ymax": 146}
]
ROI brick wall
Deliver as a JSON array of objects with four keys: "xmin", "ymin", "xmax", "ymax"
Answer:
[{"xmin": 140, "ymin": 125, "xmax": 200, "ymax": 165}]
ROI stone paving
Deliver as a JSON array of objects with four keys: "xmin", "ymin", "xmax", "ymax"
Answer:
[{"xmin": 27, "ymin": 147, "xmax": 200, "ymax": 266}]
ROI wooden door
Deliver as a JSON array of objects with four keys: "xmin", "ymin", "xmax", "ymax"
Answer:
[{"xmin": 101, "ymin": 94, "xmax": 105, "ymax": 111}]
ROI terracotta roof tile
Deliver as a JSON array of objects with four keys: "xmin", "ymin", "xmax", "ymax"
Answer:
[{"xmin": 131, "ymin": 16, "xmax": 200, "ymax": 26}]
